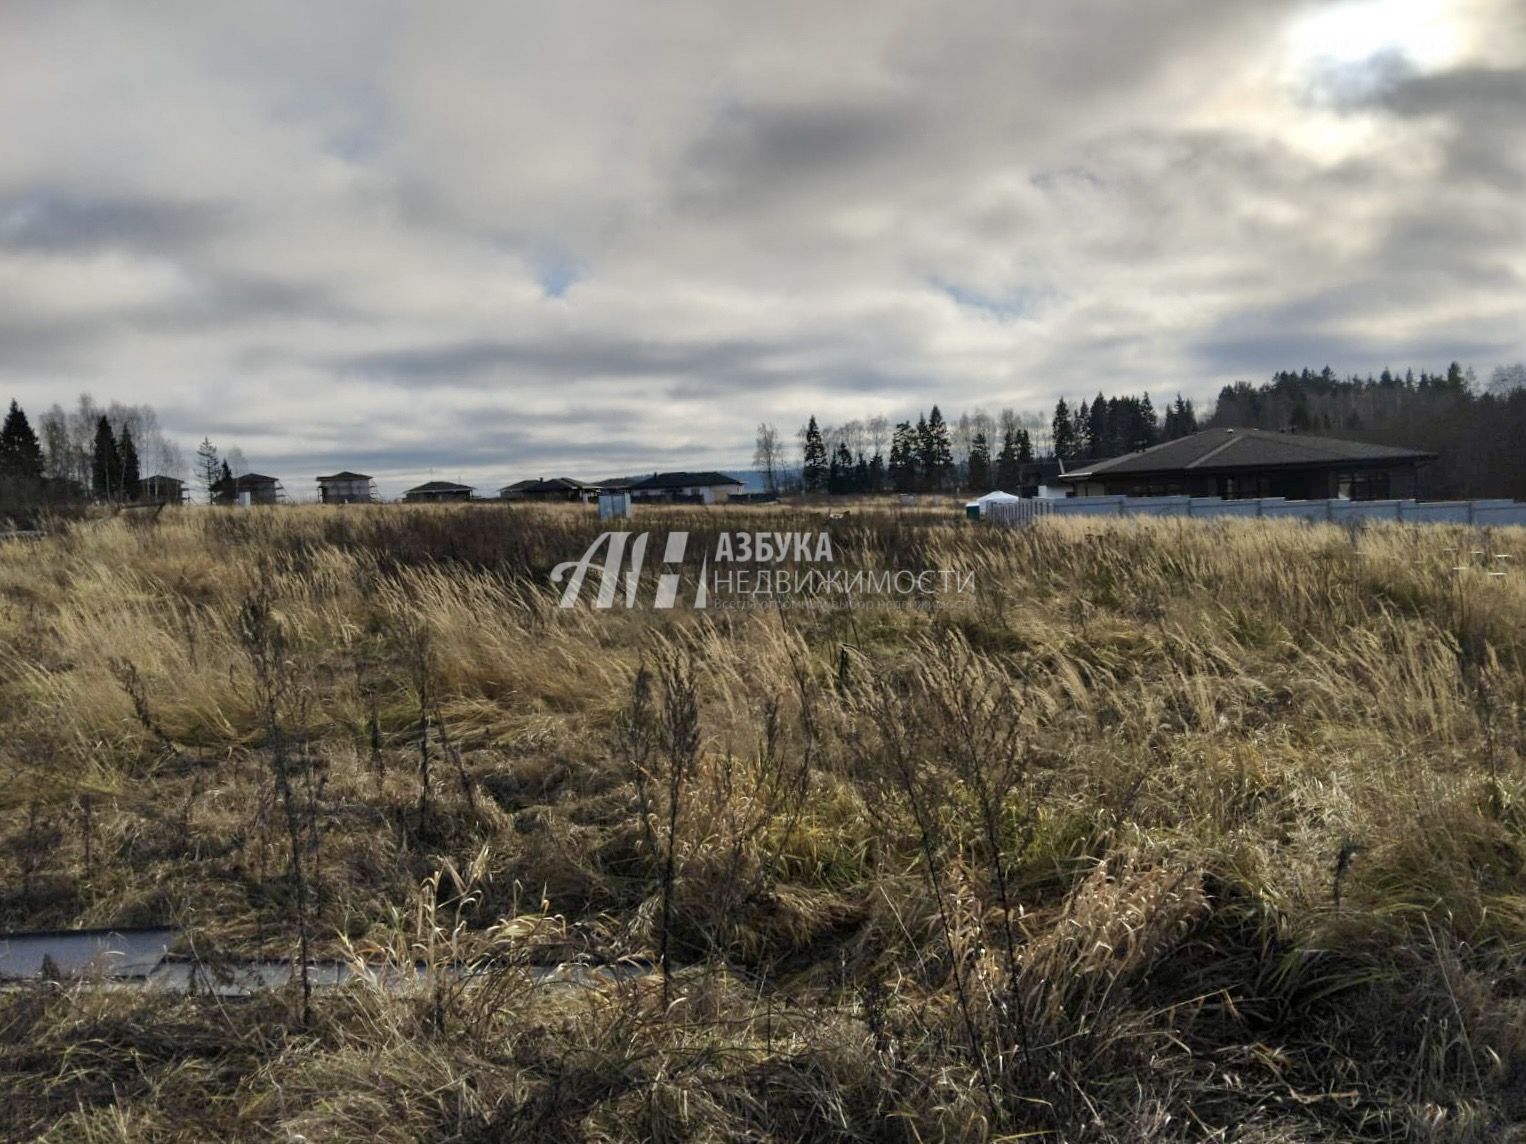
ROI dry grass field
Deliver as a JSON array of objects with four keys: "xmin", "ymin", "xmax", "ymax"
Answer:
[{"xmin": 1, "ymin": 503, "xmax": 1524, "ymax": 1141}]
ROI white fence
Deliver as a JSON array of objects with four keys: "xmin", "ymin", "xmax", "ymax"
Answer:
[{"xmin": 984, "ymin": 495, "xmax": 1526, "ymax": 528}]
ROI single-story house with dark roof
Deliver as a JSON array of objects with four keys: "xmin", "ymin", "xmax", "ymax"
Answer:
[
  {"xmin": 1057, "ymin": 428, "xmax": 1435, "ymax": 501},
  {"xmin": 626, "ymin": 471, "xmax": 746, "ymax": 505},
  {"xmin": 403, "ymin": 480, "xmax": 474, "ymax": 503},
  {"xmin": 316, "ymin": 471, "xmax": 376, "ymax": 504},
  {"xmin": 498, "ymin": 477, "xmax": 591, "ymax": 502},
  {"xmin": 232, "ymin": 473, "xmax": 282, "ymax": 505}
]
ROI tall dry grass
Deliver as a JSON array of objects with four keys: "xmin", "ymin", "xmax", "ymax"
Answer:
[{"xmin": 0, "ymin": 503, "xmax": 1523, "ymax": 1140}]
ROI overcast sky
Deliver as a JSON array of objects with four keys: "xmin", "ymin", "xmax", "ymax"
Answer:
[{"xmin": 1, "ymin": 0, "xmax": 1522, "ymax": 495}]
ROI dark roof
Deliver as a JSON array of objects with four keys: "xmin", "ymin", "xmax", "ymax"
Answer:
[
  {"xmin": 316, "ymin": 471, "xmax": 372, "ymax": 482},
  {"xmin": 629, "ymin": 471, "xmax": 745, "ymax": 490},
  {"xmin": 140, "ymin": 474, "xmax": 183, "ymax": 484},
  {"xmin": 500, "ymin": 477, "xmax": 589, "ymax": 493},
  {"xmin": 233, "ymin": 473, "xmax": 278, "ymax": 487},
  {"xmin": 1061, "ymin": 428, "xmax": 1434, "ymax": 481},
  {"xmin": 595, "ymin": 476, "xmax": 638, "ymax": 489},
  {"xmin": 405, "ymin": 480, "xmax": 473, "ymax": 493}
]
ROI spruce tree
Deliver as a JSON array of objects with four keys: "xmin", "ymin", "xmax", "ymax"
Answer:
[
  {"xmin": 91, "ymin": 416, "xmax": 120, "ymax": 500},
  {"xmin": 1139, "ymin": 393, "xmax": 1158, "ymax": 445},
  {"xmin": 1052, "ymin": 398, "xmax": 1075, "ymax": 461},
  {"xmin": 888, "ymin": 421, "xmax": 917, "ymax": 492},
  {"xmin": 995, "ymin": 429, "xmax": 1019, "ymax": 491},
  {"xmin": 118, "ymin": 424, "xmax": 141, "ymax": 499},
  {"xmin": 827, "ymin": 442, "xmax": 853, "ymax": 495},
  {"xmin": 0, "ymin": 400, "xmax": 46, "ymax": 480},
  {"xmin": 801, "ymin": 417, "xmax": 828, "ymax": 493},
  {"xmin": 1017, "ymin": 427, "xmax": 1033, "ymax": 463},
  {"xmin": 1087, "ymin": 392, "xmax": 1107, "ymax": 457},
  {"xmin": 213, "ymin": 460, "xmax": 234, "ymax": 506},
  {"xmin": 924, "ymin": 406, "xmax": 953, "ymax": 491},
  {"xmin": 967, "ymin": 431, "xmax": 991, "ymax": 491}
]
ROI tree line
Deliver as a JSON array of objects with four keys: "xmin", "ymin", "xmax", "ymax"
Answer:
[
  {"xmin": 1206, "ymin": 362, "xmax": 1526, "ymax": 499},
  {"xmin": 769, "ymin": 391, "xmax": 1198, "ymax": 495},
  {"xmin": 0, "ymin": 394, "xmax": 256, "ymax": 515},
  {"xmin": 1, "ymin": 399, "xmax": 144, "ymax": 501}
]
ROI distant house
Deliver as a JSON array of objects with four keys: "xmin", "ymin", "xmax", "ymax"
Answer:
[
  {"xmin": 1057, "ymin": 428, "xmax": 1435, "ymax": 500},
  {"xmin": 232, "ymin": 473, "xmax": 282, "ymax": 505},
  {"xmin": 403, "ymin": 480, "xmax": 474, "ymax": 503},
  {"xmin": 316, "ymin": 471, "xmax": 376, "ymax": 504},
  {"xmin": 137, "ymin": 475, "xmax": 188, "ymax": 505},
  {"xmin": 498, "ymin": 477, "xmax": 591, "ymax": 502},
  {"xmin": 625, "ymin": 471, "xmax": 746, "ymax": 505}
]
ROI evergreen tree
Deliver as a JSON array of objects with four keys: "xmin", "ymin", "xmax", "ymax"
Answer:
[
  {"xmin": 1016, "ymin": 426, "xmax": 1033, "ymax": 463},
  {"xmin": 91, "ymin": 416, "xmax": 120, "ymax": 500},
  {"xmin": 1163, "ymin": 394, "xmax": 1197, "ymax": 439},
  {"xmin": 888, "ymin": 420, "xmax": 918, "ymax": 492},
  {"xmin": 212, "ymin": 460, "xmax": 234, "ymax": 506},
  {"xmin": 867, "ymin": 451, "xmax": 885, "ymax": 493},
  {"xmin": 0, "ymin": 400, "xmax": 46, "ymax": 480},
  {"xmin": 923, "ymin": 405, "xmax": 953, "ymax": 490},
  {"xmin": 118, "ymin": 423, "xmax": 141, "ymax": 499},
  {"xmin": 828, "ymin": 442, "xmax": 854, "ymax": 495},
  {"xmin": 1051, "ymin": 398, "xmax": 1076, "ymax": 461},
  {"xmin": 967, "ymin": 431, "xmax": 991, "ymax": 491},
  {"xmin": 914, "ymin": 413, "xmax": 932, "ymax": 491},
  {"xmin": 801, "ymin": 417, "xmax": 828, "ymax": 493},
  {"xmin": 195, "ymin": 438, "xmax": 221, "ymax": 505},
  {"xmin": 994, "ymin": 428, "xmax": 1020, "ymax": 491},
  {"xmin": 1086, "ymin": 393, "xmax": 1107, "ymax": 458}
]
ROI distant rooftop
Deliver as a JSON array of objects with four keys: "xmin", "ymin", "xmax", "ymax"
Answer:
[
  {"xmin": 1062, "ymin": 428, "xmax": 1434, "ymax": 481},
  {"xmin": 629, "ymin": 471, "xmax": 746, "ymax": 490},
  {"xmin": 405, "ymin": 479, "xmax": 474, "ymax": 493},
  {"xmin": 316, "ymin": 471, "xmax": 372, "ymax": 482}
]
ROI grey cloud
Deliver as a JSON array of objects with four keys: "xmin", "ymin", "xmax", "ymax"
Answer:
[
  {"xmin": 0, "ymin": 190, "xmax": 228, "ymax": 255},
  {"xmin": 0, "ymin": 0, "xmax": 1522, "ymax": 489}
]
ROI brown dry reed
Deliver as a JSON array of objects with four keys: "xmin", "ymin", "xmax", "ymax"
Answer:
[{"xmin": 0, "ymin": 502, "xmax": 1524, "ymax": 1141}]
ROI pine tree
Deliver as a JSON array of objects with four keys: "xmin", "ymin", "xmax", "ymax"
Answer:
[
  {"xmin": 195, "ymin": 438, "xmax": 221, "ymax": 504},
  {"xmin": 967, "ymin": 431, "xmax": 991, "ymax": 491},
  {"xmin": 801, "ymin": 417, "xmax": 828, "ymax": 493},
  {"xmin": 118, "ymin": 424, "xmax": 141, "ymax": 499},
  {"xmin": 0, "ymin": 400, "xmax": 46, "ymax": 480},
  {"xmin": 92, "ymin": 416, "xmax": 121, "ymax": 500}
]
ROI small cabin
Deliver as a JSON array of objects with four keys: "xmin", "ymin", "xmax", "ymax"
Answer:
[
  {"xmin": 232, "ymin": 473, "xmax": 282, "ymax": 506},
  {"xmin": 137, "ymin": 475, "xmax": 188, "ymax": 505},
  {"xmin": 316, "ymin": 471, "xmax": 376, "ymax": 504},
  {"xmin": 403, "ymin": 480, "xmax": 474, "ymax": 503}
]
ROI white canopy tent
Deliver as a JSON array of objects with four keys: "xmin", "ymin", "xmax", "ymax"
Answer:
[{"xmin": 970, "ymin": 490, "xmax": 1022, "ymax": 518}]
